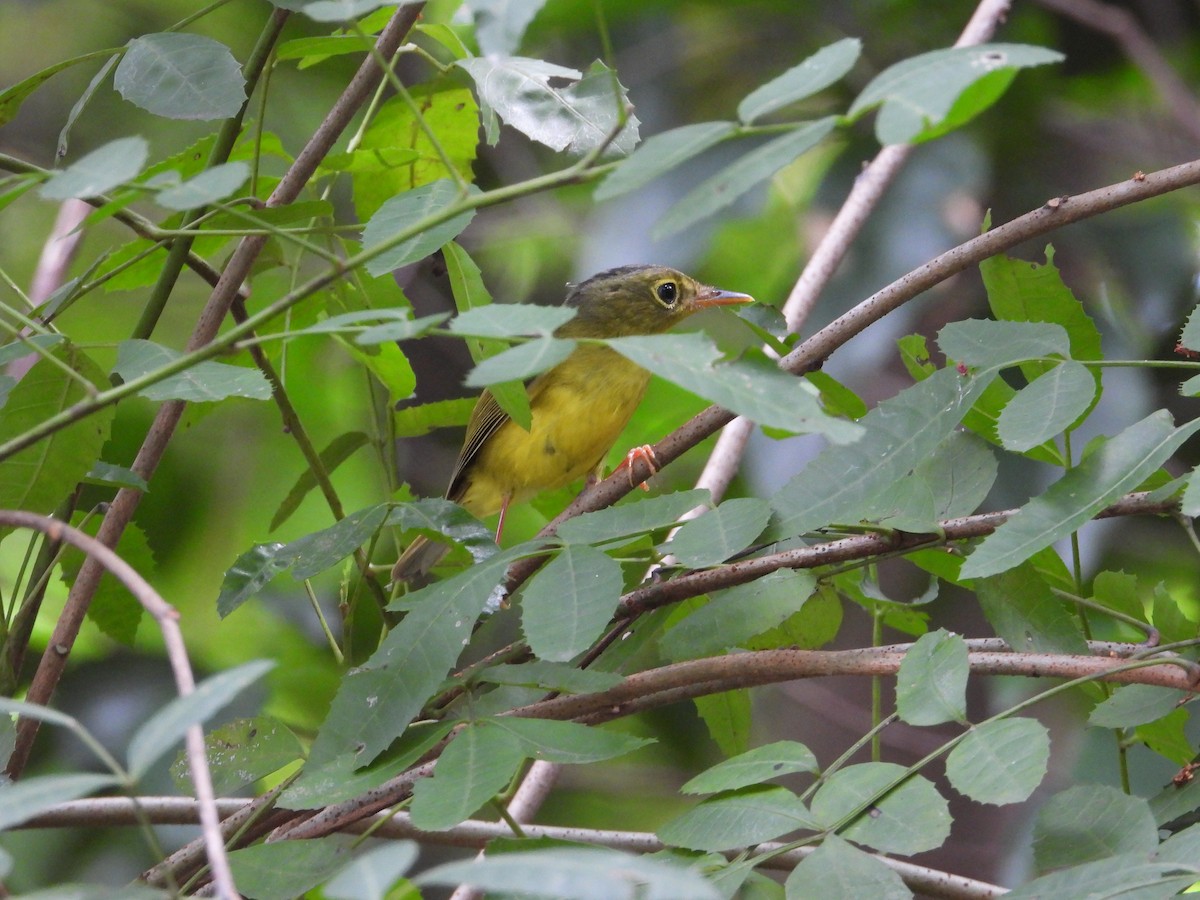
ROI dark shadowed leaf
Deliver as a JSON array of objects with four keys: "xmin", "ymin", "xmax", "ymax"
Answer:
[{"xmin": 1032, "ymin": 784, "xmax": 1157, "ymax": 872}]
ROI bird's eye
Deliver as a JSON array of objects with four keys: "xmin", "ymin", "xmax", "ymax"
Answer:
[{"xmin": 655, "ymin": 281, "xmax": 678, "ymax": 306}]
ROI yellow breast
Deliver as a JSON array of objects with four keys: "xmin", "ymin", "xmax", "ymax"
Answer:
[{"xmin": 457, "ymin": 345, "xmax": 650, "ymax": 516}]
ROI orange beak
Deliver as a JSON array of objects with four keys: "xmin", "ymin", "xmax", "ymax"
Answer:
[{"xmin": 692, "ymin": 287, "xmax": 754, "ymax": 310}]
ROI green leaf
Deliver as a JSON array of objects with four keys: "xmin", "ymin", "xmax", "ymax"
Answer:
[
  {"xmin": 657, "ymin": 784, "xmax": 814, "ymax": 852},
  {"xmin": 945, "ymin": 719, "xmax": 1049, "ymax": 805},
  {"xmin": 349, "ymin": 82, "xmax": 479, "ymax": 220},
  {"xmin": 681, "ymin": 741, "xmax": 819, "ymax": 795},
  {"xmin": 1136, "ymin": 708, "xmax": 1194, "ymax": 767},
  {"xmin": 1150, "ymin": 766, "xmax": 1200, "ymax": 826},
  {"xmin": 297, "ymin": 0, "xmax": 403, "ymax": 23},
  {"xmin": 285, "ymin": 503, "xmax": 390, "ymax": 579},
  {"xmin": 394, "ymin": 397, "xmax": 476, "ymax": 437},
  {"xmin": 114, "ymin": 33, "xmax": 246, "ymax": 120},
  {"xmin": 478, "ymin": 660, "xmax": 623, "ymax": 694},
  {"xmin": 0, "ymin": 48, "xmax": 119, "ymax": 127},
  {"xmin": 216, "ymin": 541, "xmax": 290, "ymax": 618},
  {"xmin": 786, "ymin": 834, "xmax": 912, "ymax": 900},
  {"xmin": 361, "ymin": 180, "xmax": 480, "ymax": 278},
  {"xmin": 739, "ymin": 38, "xmax": 862, "ymax": 123},
  {"xmin": 353, "ymin": 313, "xmax": 450, "ymax": 344},
  {"xmin": 1005, "ymin": 856, "xmax": 1195, "ymax": 900},
  {"xmin": 169, "ymin": 716, "xmax": 304, "ymax": 795},
  {"xmin": 810, "ymin": 763, "xmax": 951, "ymax": 855},
  {"xmin": 340, "ymin": 339, "xmax": 416, "ymax": 402},
  {"xmin": 609, "ymin": 335, "xmax": 860, "ymax": 440},
  {"xmin": 463, "ymin": 337, "xmax": 577, "ymax": 387},
  {"xmin": 308, "ymin": 547, "xmax": 520, "ymax": 768},
  {"xmin": 1179, "ymin": 302, "xmax": 1200, "ymax": 354},
  {"xmin": 523, "ymin": 543, "xmax": 624, "ymax": 662},
  {"xmin": 275, "ymin": 33, "xmax": 374, "ymax": 61},
  {"xmin": 113, "ymin": 339, "xmax": 271, "ymax": 402},
  {"xmin": 1183, "ymin": 466, "xmax": 1200, "ymax": 516},
  {"xmin": 694, "ymin": 689, "xmax": 753, "ymax": 758},
  {"xmin": 667, "ymin": 498, "xmax": 770, "ymax": 567},
  {"xmin": 0, "ymin": 344, "xmax": 112, "ymax": 538},
  {"xmin": 981, "ymin": 247, "xmax": 1103, "ymax": 376},
  {"xmin": 489, "ymin": 718, "xmax": 653, "ymax": 764},
  {"xmin": 61, "ymin": 515, "xmax": 151, "ymax": 645},
  {"xmin": 126, "ymin": 659, "xmax": 276, "ymax": 779},
  {"xmin": 1032, "ymin": 784, "xmax": 1158, "ymax": 872},
  {"xmin": 1089, "ymin": 684, "xmax": 1189, "ymax": 729},
  {"xmin": 83, "ymin": 460, "xmax": 149, "ymax": 491},
  {"xmin": 594, "ymin": 121, "xmax": 736, "ymax": 202},
  {"xmin": 450, "ymin": 303, "xmax": 577, "ymax": 338},
  {"xmin": 0, "ymin": 773, "xmax": 120, "ymax": 831},
  {"xmin": 155, "ymin": 161, "xmax": 249, "ymax": 210},
  {"xmin": 40, "ymin": 136, "xmax": 149, "ymax": 199},
  {"xmin": 227, "ymin": 837, "xmax": 356, "ymax": 900},
  {"xmin": 848, "ymin": 44, "xmax": 1063, "ymax": 145},
  {"xmin": 997, "ymin": 360, "xmax": 1097, "ymax": 451},
  {"xmin": 654, "ymin": 117, "xmax": 836, "ymax": 239},
  {"xmin": 324, "ymin": 842, "xmax": 419, "ymax": 900},
  {"xmin": 458, "ymin": 57, "xmax": 639, "ymax": 154},
  {"xmin": 960, "ymin": 411, "xmax": 1200, "ymax": 578},
  {"xmin": 409, "ymin": 721, "xmax": 526, "ymax": 829},
  {"xmin": 895, "ymin": 629, "xmax": 968, "ymax": 726},
  {"xmin": 974, "ymin": 561, "xmax": 1089, "ymax": 655},
  {"xmin": 770, "ymin": 367, "xmax": 992, "ymax": 539},
  {"xmin": 417, "ymin": 847, "xmax": 720, "ymax": 900},
  {"xmin": 387, "ymin": 498, "xmax": 497, "ymax": 563},
  {"xmin": 660, "ymin": 570, "xmax": 817, "ymax": 660},
  {"xmin": 469, "ymin": 0, "xmax": 546, "ymax": 55},
  {"xmin": 270, "ymin": 431, "xmax": 370, "ymax": 531},
  {"xmin": 556, "ymin": 489, "xmax": 711, "ymax": 544},
  {"xmin": 937, "ymin": 319, "xmax": 1070, "ymax": 370},
  {"xmin": 744, "ymin": 580, "xmax": 843, "ymax": 651}
]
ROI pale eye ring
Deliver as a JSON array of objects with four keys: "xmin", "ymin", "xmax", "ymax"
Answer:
[{"xmin": 656, "ymin": 281, "xmax": 678, "ymax": 305}]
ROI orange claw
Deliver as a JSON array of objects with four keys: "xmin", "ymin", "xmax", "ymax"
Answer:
[{"xmin": 620, "ymin": 444, "xmax": 659, "ymax": 491}]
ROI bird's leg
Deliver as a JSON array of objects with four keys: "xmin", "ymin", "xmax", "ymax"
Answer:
[
  {"xmin": 495, "ymin": 493, "xmax": 512, "ymax": 543},
  {"xmin": 618, "ymin": 444, "xmax": 659, "ymax": 491}
]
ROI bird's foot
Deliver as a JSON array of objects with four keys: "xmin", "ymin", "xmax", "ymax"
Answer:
[{"xmin": 619, "ymin": 444, "xmax": 659, "ymax": 491}]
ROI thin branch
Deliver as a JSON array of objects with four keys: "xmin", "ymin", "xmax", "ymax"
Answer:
[
  {"xmin": 25, "ymin": 799, "xmax": 1006, "ymax": 899},
  {"xmin": 0, "ymin": 512, "xmax": 238, "ymax": 900}
]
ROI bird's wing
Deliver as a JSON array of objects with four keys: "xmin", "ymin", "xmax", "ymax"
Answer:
[{"xmin": 446, "ymin": 388, "xmax": 511, "ymax": 502}]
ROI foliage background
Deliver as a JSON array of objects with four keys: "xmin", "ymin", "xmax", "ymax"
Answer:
[{"xmin": 0, "ymin": 0, "xmax": 1199, "ymax": 895}]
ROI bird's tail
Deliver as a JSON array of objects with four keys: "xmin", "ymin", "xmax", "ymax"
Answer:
[{"xmin": 390, "ymin": 534, "xmax": 450, "ymax": 587}]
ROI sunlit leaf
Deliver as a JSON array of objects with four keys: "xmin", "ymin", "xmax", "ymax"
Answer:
[{"xmin": 458, "ymin": 57, "xmax": 639, "ymax": 154}]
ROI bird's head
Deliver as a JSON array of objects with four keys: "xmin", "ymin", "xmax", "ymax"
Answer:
[{"xmin": 556, "ymin": 265, "xmax": 753, "ymax": 339}]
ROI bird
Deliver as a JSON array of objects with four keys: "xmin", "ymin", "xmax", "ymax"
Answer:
[{"xmin": 391, "ymin": 264, "xmax": 752, "ymax": 585}]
